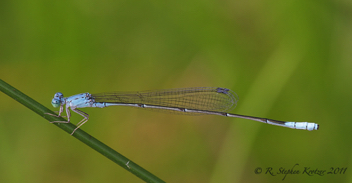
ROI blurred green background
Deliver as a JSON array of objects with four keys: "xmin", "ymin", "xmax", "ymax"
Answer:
[{"xmin": 0, "ymin": 0, "xmax": 351, "ymax": 182}]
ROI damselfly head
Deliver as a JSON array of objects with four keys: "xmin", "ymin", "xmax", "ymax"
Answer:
[{"xmin": 51, "ymin": 92, "xmax": 63, "ymax": 108}]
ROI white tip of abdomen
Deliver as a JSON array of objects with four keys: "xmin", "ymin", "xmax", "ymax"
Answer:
[{"xmin": 285, "ymin": 122, "xmax": 319, "ymax": 131}]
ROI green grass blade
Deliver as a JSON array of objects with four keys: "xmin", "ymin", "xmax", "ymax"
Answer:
[{"xmin": 0, "ymin": 79, "xmax": 165, "ymax": 183}]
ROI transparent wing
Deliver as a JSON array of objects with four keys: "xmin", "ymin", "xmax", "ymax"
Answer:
[{"xmin": 91, "ymin": 87, "xmax": 238, "ymax": 113}]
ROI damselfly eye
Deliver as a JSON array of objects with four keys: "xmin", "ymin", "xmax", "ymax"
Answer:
[{"xmin": 51, "ymin": 99, "xmax": 61, "ymax": 108}]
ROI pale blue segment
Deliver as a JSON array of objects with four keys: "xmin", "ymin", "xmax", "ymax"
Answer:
[
  {"xmin": 265, "ymin": 121, "xmax": 318, "ymax": 131},
  {"xmin": 285, "ymin": 122, "xmax": 318, "ymax": 131},
  {"xmin": 52, "ymin": 92, "xmax": 106, "ymax": 109}
]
